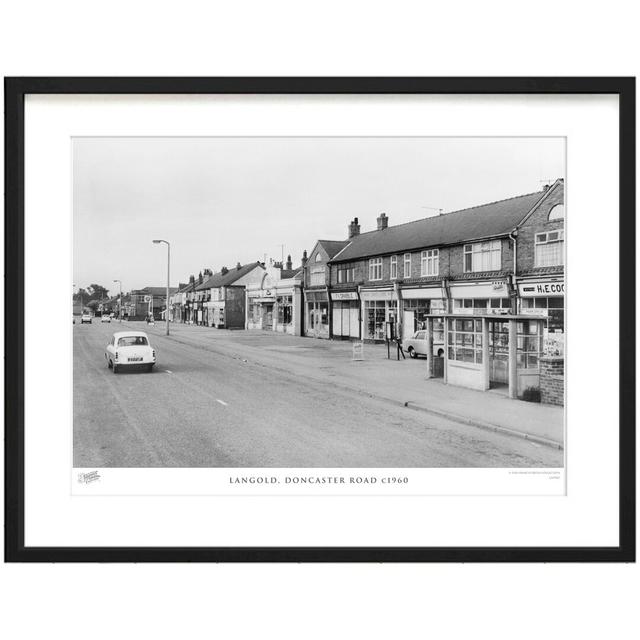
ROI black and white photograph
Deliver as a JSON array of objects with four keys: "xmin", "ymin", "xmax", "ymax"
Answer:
[{"xmin": 72, "ymin": 136, "xmax": 566, "ymax": 472}]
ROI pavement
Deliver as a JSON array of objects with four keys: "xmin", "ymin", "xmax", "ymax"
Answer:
[
  {"xmin": 165, "ymin": 324, "xmax": 564, "ymax": 447},
  {"xmin": 73, "ymin": 320, "xmax": 564, "ymax": 468}
]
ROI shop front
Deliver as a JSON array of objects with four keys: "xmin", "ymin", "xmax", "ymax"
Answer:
[
  {"xmin": 246, "ymin": 269, "xmax": 302, "ymax": 334},
  {"xmin": 246, "ymin": 290, "xmax": 275, "ymax": 331},
  {"xmin": 517, "ymin": 277, "xmax": 565, "ymax": 356},
  {"xmin": 204, "ymin": 300, "xmax": 225, "ymax": 328},
  {"xmin": 360, "ymin": 289, "xmax": 399, "ymax": 342},
  {"xmin": 274, "ymin": 287, "xmax": 300, "ymax": 335},
  {"xmin": 400, "ymin": 286, "xmax": 446, "ymax": 341},
  {"xmin": 305, "ymin": 290, "xmax": 330, "ymax": 339},
  {"xmin": 330, "ymin": 290, "xmax": 360, "ymax": 340}
]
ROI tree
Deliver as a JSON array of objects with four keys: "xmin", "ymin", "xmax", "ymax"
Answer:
[
  {"xmin": 87, "ymin": 284, "xmax": 109, "ymax": 301},
  {"xmin": 73, "ymin": 288, "xmax": 89, "ymax": 302}
]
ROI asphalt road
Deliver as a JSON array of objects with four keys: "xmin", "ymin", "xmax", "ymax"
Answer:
[{"xmin": 73, "ymin": 321, "xmax": 563, "ymax": 468}]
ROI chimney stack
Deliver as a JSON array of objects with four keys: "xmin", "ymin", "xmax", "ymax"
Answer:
[
  {"xmin": 189, "ymin": 274, "xmax": 195, "ymax": 284},
  {"xmin": 286, "ymin": 254, "xmax": 292, "ymax": 270},
  {"xmin": 377, "ymin": 212, "xmax": 388, "ymax": 231},
  {"xmin": 348, "ymin": 217, "xmax": 360, "ymax": 239},
  {"xmin": 302, "ymin": 249, "xmax": 308, "ymax": 266},
  {"xmin": 236, "ymin": 262, "xmax": 241, "ymax": 270}
]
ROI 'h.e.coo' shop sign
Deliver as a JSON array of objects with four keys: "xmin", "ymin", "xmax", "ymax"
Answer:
[{"xmin": 518, "ymin": 281, "xmax": 565, "ymax": 297}]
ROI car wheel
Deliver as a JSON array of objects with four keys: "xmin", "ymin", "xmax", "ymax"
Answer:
[
  {"xmin": 408, "ymin": 347, "xmax": 417, "ymax": 359},
  {"xmin": 112, "ymin": 363, "xmax": 118, "ymax": 374},
  {"xmin": 147, "ymin": 364, "xmax": 154, "ymax": 373}
]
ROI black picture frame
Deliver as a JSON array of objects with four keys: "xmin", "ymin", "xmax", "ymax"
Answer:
[{"xmin": 4, "ymin": 77, "xmax": 635, "ymax": 563}]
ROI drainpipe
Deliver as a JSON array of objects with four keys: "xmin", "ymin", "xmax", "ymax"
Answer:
[{"xmin": 508, "ymin": 230, "xmax": 518, "ymax": 314}]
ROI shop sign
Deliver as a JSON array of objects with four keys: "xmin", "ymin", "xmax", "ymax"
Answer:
[
  {"xmin": 520, "ymin": 307, "xmax": 548, "ymax": 317},
  {"xmin": 331, "ymin": 291, "xmax": 358, "ymax": 301},
  {"xmin": 401, "ymin": 288, "xmax": 442, "ymax": 300},
  {"xmin": 360, "ymin": 290, "xmax": 395, "ymax": 301},
  {"xmin": 518, "ymin": 281, "xmax": 565, "ymax": 297},
  {"xmin": 450, "ymin": 282, "xmax": 507, "ymax": 298}
]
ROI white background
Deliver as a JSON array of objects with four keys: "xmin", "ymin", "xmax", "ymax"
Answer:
[
  {"xmin": 1, "ymin": 1, "xmax": 638, "ymax": 639},
  {"xmin": 28, "ymin": 96, "xmax": 603, "ymax": 548}
]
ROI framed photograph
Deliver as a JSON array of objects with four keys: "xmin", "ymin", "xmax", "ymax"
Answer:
[{"xmin": 4, "ymin": 77, "xmax": 635, "ymax": 562}]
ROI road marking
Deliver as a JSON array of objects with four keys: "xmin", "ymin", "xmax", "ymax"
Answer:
[
  {"xmin": 216, "ymin": 399, "xmax": 228, "ymax": 406},
  {"xmin": 164, "ymin": 369, "xmax": 173, "ymax": 374}
]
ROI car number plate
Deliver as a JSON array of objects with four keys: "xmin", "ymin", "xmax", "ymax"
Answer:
[{"xmin": 128, "ymin": 357, "xmax": 143, "ymax": 362}]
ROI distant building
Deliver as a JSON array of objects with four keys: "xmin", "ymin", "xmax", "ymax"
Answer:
[
  {"xmin": 130, "ymin": 286, "xmax": 179, "ymax": 320},
  {"xmin": 302, "ymin": 240, "xmax": 349, "ymax": 339},
  {"xmin": 195, "ymin": 262, "xmax": 265, "ymax": 329},
  {"xmin": 245, "ymin": 256, "xmax": 303, "ymax": 335}
]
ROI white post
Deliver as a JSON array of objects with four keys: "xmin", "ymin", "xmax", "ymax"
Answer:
[
  {"xmin": 426, "ymin": 317, "xmax": 433, "ymax": 379},
  {"xmin": 482, "ymin": 317, "xmax": 490, "ymax": 391},
  {"xmin": 508, "ymin": 318, "xmax": 518, "ymax": 399}
]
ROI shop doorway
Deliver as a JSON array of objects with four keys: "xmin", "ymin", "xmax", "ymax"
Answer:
[
  {"xmin": 402, "ymin": 310, "xmax": 415, "ymax": 339},
  {"xmin": 262, "ymin": 303, "xmax": 274, "ymax": 330},
  {"xmin": 489, "ymin": 321, "xmax": 509, "ymax": 387}
]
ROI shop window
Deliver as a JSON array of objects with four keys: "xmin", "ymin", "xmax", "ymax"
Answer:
[
  {"xmin": 535, "ymin": 230, "xmax": 564, "ymax": 267},
  {"xmin": 489, "ymin": 297, "xmax": 511, "ymax": 314},
  {"xmin": 365, "ymin": 300, "xmax": 387, "ymax": 340},
  {"xmin": 403, "ymin": 253, "xmax": 411, "ymax": 278},
  {"xmin": 447, "ymin": 318, "xmax": 483, "ymax": 364},
  {"xmin": 277, "ymin": 296, "xmax": 293, "ymax": 325},
  {"xmin": 463, "ymin": 240, "xmax": 501, "ymax": 273},
  {"xmin": 369, "ymin": 258, "xmax": 382, "ymax": 281},
  {"xmin": 420, "ymin": 249, "xmax": 439, "ymax": 276},
  {"xmin": 521, "ymin": 297, "xmax": 564, "ymax": 333},
  {"xmin": 548, "ymin": 204, "xmax": 564, "ymax": 221},
  {"xmin": 390, "ymin": 255, "xmax": 398, "ymax": 279},
  {"xmin": 319, "ymin": 302, "xmax": 328, "ymax": 326}
]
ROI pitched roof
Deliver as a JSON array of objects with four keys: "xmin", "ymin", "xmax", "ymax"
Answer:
[
  {"xmin": 331, "ymin": 189, "xmax": 548, "ymax": 262},
  {"xmin": 281, "ymin": 267, "xmax": 302, "ymax": 279},
  {"xmin": 196, "ymin": 262, "xmax": 264, "ymax": 290},
  {"xmin": 317, "ymin": 240, "xmax": 350, "ymax": 259}
]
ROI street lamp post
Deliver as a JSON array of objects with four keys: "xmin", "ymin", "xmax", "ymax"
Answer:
[
  {"xmin": 113, "ymin": 279, "xmax": 122, "ymax": 322},
  {"xmin": 153, "ymin": 239, "xmax": 171, "ymax": 336}
]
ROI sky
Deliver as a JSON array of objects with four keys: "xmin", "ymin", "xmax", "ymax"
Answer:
[{"xmin": 73, "ymin": 137, "xmax": 565, "ymax": 294}]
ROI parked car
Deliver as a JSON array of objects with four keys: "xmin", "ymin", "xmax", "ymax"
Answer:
[
  {"xmin": 100, "ymin": 314, "xmax": 111, "ymax": 323},
  {"xmin": 105, "ymin": 331, "xmax": 156, "ymax": 373},
  {"xmin": 80, "ymin": 313, "xmax": 92, "ymax": 324},
  {"xmin": 402, "ymin": 329, "xmax": 445, "ymax": 359}
]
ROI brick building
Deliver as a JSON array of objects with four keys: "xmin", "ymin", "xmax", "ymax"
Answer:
[
  {"xmin": 327, "ymin": 180, "xmax": 564, "ymax": 401},
  {"xmin": 195, "ymin": 261, "xmax": 265, "ymax": 329},
  {"xmin": 302, "ymin": 240, "xmax": 349, "ymax": 339},
  {"xmin": 130, "ymin": 286, "xmax": 178, "ymax": 320}
]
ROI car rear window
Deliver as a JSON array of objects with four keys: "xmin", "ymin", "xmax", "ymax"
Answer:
[{"xmin": 118, "ymin": 336, "xmax": 149, "ymax": 347}]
